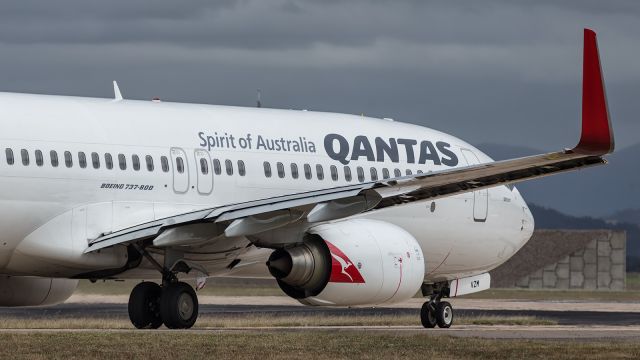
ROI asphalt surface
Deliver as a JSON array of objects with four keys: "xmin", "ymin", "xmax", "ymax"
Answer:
[{"xmin": 1, "ymin": 302, "xmax": 639, "ymax": 326}]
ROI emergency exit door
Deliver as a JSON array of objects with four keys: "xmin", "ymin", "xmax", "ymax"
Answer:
[
  {"xmin": 170, "ymin": 147, "xmax": 190, "ymax": 194},
  {"xmin": 461, "ymin": 149, "xmax": 488, "ymax": 222}
]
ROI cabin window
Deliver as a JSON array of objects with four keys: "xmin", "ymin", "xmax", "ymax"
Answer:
[
  {"xmin": 330, "ymin": 165, "xmax": 338, "ymax": 181},
  {"xmin": 176, "ymin": 157, "xmax": 185, "ymax": 174},
  {"xmin": 344, "ymin": 166, "xmax": 352, "ymax": 182},
  {"xmin": 105, "ymin": 153, "xmax": 113, "ymax": 170},
  {"xmin": 35, "ymin": 150, "xmax": 43, "ymax": 167},
  {"xmin": 316, "ymin": 165, "xmax": 324, "ymax": 180},
  {"xmin": 213, "ymin": 159, "xmax": 222, "ymax": 175},
  {"xmin": 291, "ymin": 163, "xmax": 299, "ymax": 179},
  {"xmin": 238, "ymin": 160, "xmax": 246, "ymax": 176},
  {"xmin": 91, "ymin": 152, "xmax": 100, "ymax": 169},
  {"xmin": 64, "ymin": 151, "xmax": 73, "ymax": 168},
  {"xmin": 277, "ymin": 162, "xmax": 285, "ymax": 178},
  {"xmin": 5, "ymin": 148, "xmax": 13, "ymax": 165},
  {"xmin": 370, "ymin": 167, "xmax": 378, "ymax": 181},
  {"xmin": 394, "ymin": 169, "xmax": 401, "ymax": 177},
  {"xmin": 382, "ymin": 168, "xmax": 390, "ymax": 179},
  {"xmin": 263, "ymin": 161, "xmax": 272, "ymax": 178},
  {"xmin": 145, "ymin": 155, "xmax": 154, "ymax": 172},
  {"xmin": 21, "ymin": 149, "xmax": 29, "ymax": 166},
  {"xmin": 304, "ymin": 164, "xmax": 312, "ymax": 180},
  {"xmin": 357, "ymin": 166, "xmax": 364, "ymax": 182},
  {"xmin": 200, "ymin": 158, "xmax": 209, "ymax": 175},
  {"xmin": 78, "ymin": 152, "xmax": 87, "ymax": 169},
  {"xmin": 161, "ymin": 156, "xmax": 169, "ymax": 172},
  {"xmin": 406, "ymin": 169, "xmax": 412, "ymax": 175},
  {"xmin": 118, "ymin": 154, "xmax": 127, "ymax": 170},
  {"xmin": 132, "ymin": 155, "xmax": 140, "ymax": 171},
  {"xmin": 225, "ymin": 159, "xmax": 233, "ymax": 175},
  {"xmin": 50, "ymin": 151, "xmax": 59, "ymax": 167}
]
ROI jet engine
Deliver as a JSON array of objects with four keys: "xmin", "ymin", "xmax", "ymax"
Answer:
[
  {"xmin": 0, "ymin": 276, "xmax": 78, "ymax": 306},
  {"xmin": 267, "ymin": 219, "xmax": 425, "ymax": 306}
]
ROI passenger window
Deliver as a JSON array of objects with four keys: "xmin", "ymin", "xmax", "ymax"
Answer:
[
  {"xmin": 91, "ymin": 152, "xmax": 100, "ymax": 169},
  {"xmin": 105, "ymin": 153, "xmax": 113, "ymax": 170},
  {"xmin": 382, "ymin": 168, "xmax": 390, "ymax": 179},
  {"xmin": 213, "ymin": 159, "xmax": 222, "ymax": 175},
  {"xmin": 145, "ymin": 155, "xmax": 154, "ymax": 172},
  {"xmin": 238, "ymin": 160, "xmax": 246, "ymax": 176},
  {"xmin": 132, "ymin": 155, "xmax": 140, "ymax": 171},
  {"xmin": 35, "ymin": 150, "xmax": 43, "ymax": 167},
  {"xmin": 264, "ymin": 161, "xmax": 272, "ymax": 178},
  {"xmin": 357, "ymin": 166, "xmax": 364, "ymax": 182},
  {"xmin": 79, "ymin": 152, "xmax": 87, "ymax": 169},
  {"xmin": 406, "ymin": 169, "xmax": 412, "ymax": 175},
  {"xmin": 394, "ymin": 169, "xmax": 401, "ymax": 177},
  {"xmin": 5, "ymin": 148, "xmax": 14, "ymax": 165},
  {"xmin": 344, "ymin": 166, "xmax": 352, "ymax": 182},
  {"xmin": 200, "ymin": 158, "xmax": 209, "ymax": 175},
  {"xmin": 50, "ymin": 151, "xmax": 59, "ymax": 167},
  {"xmin": 225, "ymin": 159, "xmax": 233, "ymax": 175},
  {"xmin": 21, "ymin": 149, "xmax": 29, "ymax": 166},
  {"xmin": 118, "ymin": 154, "xmax": 126, "ymax": 170},
  {"xmin": 291, "ymin": 163, "xmax": 299, "ymax": 179},
  {"xmin": 176, "ymin": 157, "xmax": 185, "ymax": 174},
  {"xmin": 304, "ymin": 164, "xmax": 312, "ymax": 180},
  {"xmin": 316, "ymin": 164, "xmax": 324, "ymax": 180},
  {"xmin": 161, "ymin": 156, "xmax": 169, "ymax": 172},
  {"xmin": 370, "ymin": 167, "xmax": 378, "ymax": 181},
  {"xmin": 330, "ymin": 165, "xmax": 338, "ymax": 181},
  {"xmin": 277, "ymin": 162, "xmax": 285, "ymax": 178},
  {"xmin": 64, "ymin": 151, "xmax": 73, "ymax": 168}
]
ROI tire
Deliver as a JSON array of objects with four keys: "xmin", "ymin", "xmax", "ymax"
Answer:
[
  {"xmin": 160, "ymin": 282, "xmax": 199, "ymax": 329},
  {"xmin": 128, "ymin": 282, "xmax": 163, "ymax": 329},
  {"xmin": 435, "ymin": 301, "xmax": 453, "ymax": 328},
  {"xmin": 420, "ymin": 302, "xmax": 437, "ymax": 328}
]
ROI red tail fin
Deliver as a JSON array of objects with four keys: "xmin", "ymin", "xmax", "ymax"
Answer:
[{"xmin": 574, "ymin": 28, "xmax": 614, "ymax": 155}]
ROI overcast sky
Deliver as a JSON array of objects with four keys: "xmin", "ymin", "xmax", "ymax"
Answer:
[{"xmin": 0, "ymin": 0, "xmax": 638, "ymax": 151}]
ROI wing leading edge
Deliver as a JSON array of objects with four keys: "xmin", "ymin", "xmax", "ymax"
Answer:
[{"xmin": 86, "ymin": 28, "xmax": 613, "ymax": 253}]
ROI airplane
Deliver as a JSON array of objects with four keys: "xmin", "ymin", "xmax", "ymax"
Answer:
[{"xmin": 0, "ymin": 29, "xmax": 613, "ymax": 329}]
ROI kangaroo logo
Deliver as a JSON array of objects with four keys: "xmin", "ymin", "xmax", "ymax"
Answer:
[{"xmin": 325, "ymin": 241, "xmax": 365, "ymax": 283}]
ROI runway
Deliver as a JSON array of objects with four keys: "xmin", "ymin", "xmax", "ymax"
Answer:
[
  {"xmin": 1, "ymin": 301, "xmax": 639, "ymax": 340},
  {"xmin": 1, "ymin": 302, "xmax": 639, "ymax": 326}
]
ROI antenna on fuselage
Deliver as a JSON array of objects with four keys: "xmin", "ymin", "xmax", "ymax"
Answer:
[
  {"xmin": 256, "ymin": 89, "xmax": 262, "ymax": 108},
  {"xmin": 113, "ymin": 81, "xmax": 123, "ymax": 101}
]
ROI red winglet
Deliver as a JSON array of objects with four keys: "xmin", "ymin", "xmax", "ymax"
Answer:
[{"xmin": 574, "ymin": 28, "xmax": 614, "ymax": 155}]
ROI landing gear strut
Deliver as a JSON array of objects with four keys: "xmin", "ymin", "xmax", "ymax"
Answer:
[
  {"xmin": 420, "ymin": 283, "xmax": 454, "ymax": 329},
  {"xmin": 127, "ymin": 246, "xmax": 200, "ymax": 329}
]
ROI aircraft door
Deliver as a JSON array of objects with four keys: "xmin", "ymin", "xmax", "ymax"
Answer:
[
  {"xmin": 194, "ymin": 149, "xmax": 213, "ymax": 195},
  {"xmin": 170, "ymin": 147, "xmax": 190, "ymax": 194},
  {"xmin": 460, "ymin": 149, "xmax": 488, "ymax": 222}
]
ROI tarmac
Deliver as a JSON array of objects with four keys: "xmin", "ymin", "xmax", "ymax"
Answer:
[{"xmin": 0, "ymin": 296, "xmax": 638, "ymax": 340}]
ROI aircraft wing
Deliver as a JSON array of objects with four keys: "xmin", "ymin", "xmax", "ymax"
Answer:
[{"xmin": 86, "ymin": 29, "xmax": 613, "ymax": 253}]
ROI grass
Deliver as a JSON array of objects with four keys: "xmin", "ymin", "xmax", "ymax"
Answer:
[
  {"xmin": 0, "ymin": 314, "xmax": 556, "ymax": 329},
  {"xmin": 0, "ymin": 332, "xmax": 638, "ymax": 360}
]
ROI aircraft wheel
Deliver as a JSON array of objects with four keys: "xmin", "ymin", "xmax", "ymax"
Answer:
[
  {"xmin": 160, "ymin": 281, "xmax": 199, "ymax": 329},
  {"xmin": 128, "ymin": 282, "xmax": 163, "ymax": 329},
  {"xmin": 420, "ymin": 302, "xmax": 437, "ymax": 328},
  {"xmin": 435, "ymin": 301, "xmax": 454, "ymax": 328}
]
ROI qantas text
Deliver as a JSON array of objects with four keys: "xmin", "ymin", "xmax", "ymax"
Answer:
[{"xmin": 324, "ymin": 134, "xmax": 458, "ymax": 166}]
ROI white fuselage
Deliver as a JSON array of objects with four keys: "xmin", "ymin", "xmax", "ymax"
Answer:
[{"xmin": 0, "ymin": 92, "xmax": 534, "ymax": 282}]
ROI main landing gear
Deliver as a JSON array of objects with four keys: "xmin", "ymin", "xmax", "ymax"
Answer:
[
  {"xmin": 127, "ymin": 246, "xmax": 200, "ymax": 329},
  {"xmin": 420, "ymin": 282, "xmax": 454, "ymax": 329}
]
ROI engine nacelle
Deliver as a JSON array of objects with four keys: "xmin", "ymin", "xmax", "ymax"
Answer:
[
  {"xmin": 267, "ymin": 219, "xmax": 425, "ymax": 306},
  {"xmin": 0, "ymin": 276, "xmax": 78, "ymax": 306}
]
